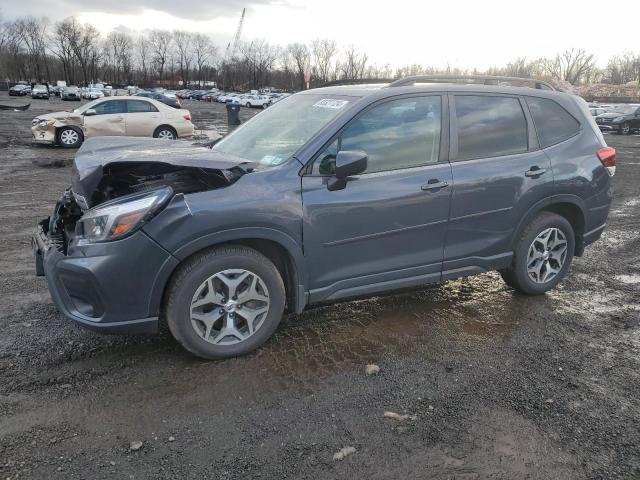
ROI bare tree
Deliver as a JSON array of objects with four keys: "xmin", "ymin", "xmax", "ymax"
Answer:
[
  {"xmin": 193, "ymin": 33, "xmax": 216, "ymax": 87},
  {"xmin": 311, "ymin": 38, "xmax": 337, "ymax": 84},
  {"xmin": 149, "ymin": 29, "xmax": 172, "ymax": 81},
  {"xmin": 605, "ymin": 52, "xmax": 640, "ymax": 85},
  {"xmin": 135, "ymin": 35, "xmax": 150, "ymax": 86},
  {"xmin": 49, "ymin": 18, "xmax": 78, "ymax": 83},
  {"xmin": 15, "ymin": 17, "xmax": 49, "ymax": 81},
  {"xmin": 339, "ymin": 45, "xmax": 368, "ymax": 80},
  {"xmin": 542, "ymin": 49, "xmax": 597, "ymax": 85},
  {"xmin": 240, "ymin": 39, "xmax": 279, "ymax": 88},
  {"xmin": 286, "ymin": 42, "xmax": 309, "ymax": 90},
  {"xmin": 173, "ymin": 30, "xmax": 194, "ymax": 86}
]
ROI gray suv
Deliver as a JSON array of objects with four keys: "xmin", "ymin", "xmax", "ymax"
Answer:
[{"xmin": 33, "ymin": 75, "xmax": 615, "ymax": 359}]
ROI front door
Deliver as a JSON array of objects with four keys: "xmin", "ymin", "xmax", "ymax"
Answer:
[
  {"xmin": 83, "ymin": 99, "xmax": 126, "ymax": 137},
  {"xmin": 301, "ymin": 95, "xmax": 452, "ymax": 303}
]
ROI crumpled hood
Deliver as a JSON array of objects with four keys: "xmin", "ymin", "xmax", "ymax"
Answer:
[
  {"xmin": 71, "ymin": 136, "xmax": 252, "ymax": 209},
  {"xmin": 35, "ymin": 110, "xmax": 82, "ymax": 122}
]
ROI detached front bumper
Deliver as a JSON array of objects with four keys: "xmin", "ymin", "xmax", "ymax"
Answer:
[{"xmin": 33, "ymin": 219, "xmax": 178, "ymax": 334}]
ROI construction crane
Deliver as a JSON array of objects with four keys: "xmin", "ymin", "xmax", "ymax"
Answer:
[{"xmin": 224, "ymin": 8, "xmax": 245, "ymax": 61}]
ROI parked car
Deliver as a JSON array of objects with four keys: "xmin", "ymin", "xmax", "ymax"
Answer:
[
  {"xmin": 135, "ymin": 91, "xmax": 182, "ymax": 109},
  {"xmin": 9, "ymin": 84, "xmax": 31, "ymax": 96},
  {"xmin": 32, "ymin": 76, "xmax": 614, "ymax": 359},
  {"xmin": 589, "ymin": 107, "xmax": 607, "ymax": 117},
  {"xmin": 61, "ymin": 86, "xmax": 81, "ymax": 101},
  {"xmin": 31, "ymin": 84, "xmax": 50, "ymax": 99},
  {"xmin": 83, "ymin": 88, "xmax": 104, "ymax": 100},
  {"xmin": 31, "ymin": 96, "xmax": 194, "ymax": 148},
  {"xmin": 243, "ymin": 94, "xmax": 271, "ymax": 109},
  {"xmin": 595, "ymin": 104, "xmax": 640, "ymax": 135}
]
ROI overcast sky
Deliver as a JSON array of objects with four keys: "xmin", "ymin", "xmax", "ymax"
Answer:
[{"xmin": 2, "ymin": 0, "xmax": 639, "ymax": 69}]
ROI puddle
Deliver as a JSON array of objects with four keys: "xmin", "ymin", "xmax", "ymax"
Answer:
[
  {"xmin": 615, "ymin": 274, "xmax": 640, "ymax": 284},
  {"xmin": 146, "ymin": 275, "xmax": 522, "ymax": 394}
]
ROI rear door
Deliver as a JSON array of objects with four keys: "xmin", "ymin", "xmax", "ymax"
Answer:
[
  {"xmin": 125, "ymin": 99, "xmax": 160, "ymax": 137},
  {"xmin": 301, "ymin": 95, "xmax": 452, "ymax": 302},
  {"xmin": 443, "ymin": 94, "xmax": 553, "ymax": 278},
  {"xmin": 83, "ymin": 100, "xmax": 126, "ymax": 137}
]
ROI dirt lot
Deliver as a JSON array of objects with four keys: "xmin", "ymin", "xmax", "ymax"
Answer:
[{"xmin": 0, "ymin": 92, "xmax": 639, "ymax": 479}]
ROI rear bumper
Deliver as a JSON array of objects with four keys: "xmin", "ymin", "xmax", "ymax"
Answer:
[{"xmin": 33, "ymin": 220, "xmax": 176, "ymax": 334}]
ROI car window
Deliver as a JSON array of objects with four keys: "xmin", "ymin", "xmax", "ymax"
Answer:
[
  {"xmin": 526, "ymin": 97, "xmax": 581, "ymax": 148},
  {"xmin": 93, "ymin": 100, "xmax": 126, "ymax": 115},
  {"xmin": 127, "ymin": 100, "xmax": 158, "ymax": 113},
  {"xmin": 454, "ymin": 95, "xmax": 528, "ymax": 161},
  {"xmin": 314, "ymin": 96, "xmax": 442, "ymax": 175}
]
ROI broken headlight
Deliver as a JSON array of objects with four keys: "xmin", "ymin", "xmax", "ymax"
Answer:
[{"xmin": 77, "ymin": 187, "xmax": 173, "ymax": 243}]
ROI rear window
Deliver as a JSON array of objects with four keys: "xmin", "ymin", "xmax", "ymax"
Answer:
[
  {"xmin": 127, "ymin": 100, "xmax": 158, "ymax": 113},
  {"xmin": 526, "ymin": 97, "xmax": 580, "ymax": 148},
  {"xmin": 454, "ymin": 95, "xmax": 528, "ymax": 161}
]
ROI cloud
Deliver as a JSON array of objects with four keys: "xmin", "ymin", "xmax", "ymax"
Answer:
[{"xmin": 2, "ymin": 0, "xmax": 281, "ymax": 22}]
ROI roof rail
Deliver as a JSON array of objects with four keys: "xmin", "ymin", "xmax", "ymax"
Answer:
[{"xmin": 387, "ymin": 75, "xmax": 555, "ymax": 91}]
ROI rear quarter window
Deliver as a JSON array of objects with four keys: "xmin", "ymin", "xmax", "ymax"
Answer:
[{"xmin": 526, "ymin": 97, "xmax": 581, "ymax": 148}]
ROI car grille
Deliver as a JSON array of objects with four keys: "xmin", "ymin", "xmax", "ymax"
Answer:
[{"xmin": 597, "ymin": 117, "xmax": 613, "ymax": 124}]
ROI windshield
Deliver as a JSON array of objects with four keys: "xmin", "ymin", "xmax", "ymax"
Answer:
[
  {"xmin": 212, "ymin": 93, "xmax": 358, "ymax": 166},
  {"xmin": 72, "ymin": 99, "xmax": 101, "ymax": 113}
]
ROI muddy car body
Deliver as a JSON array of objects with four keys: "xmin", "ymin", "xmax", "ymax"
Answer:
[
  {"xmin": 34, "ymin": 76, "xmax": 615, "ymax": 359},
  {"xmin": 31, "ymin": 96, "xmax": 194, "ymax": 148}
]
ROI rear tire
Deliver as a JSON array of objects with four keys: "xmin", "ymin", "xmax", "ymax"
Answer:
[
  {"xmin": 57, "ymin": 126, "xmax": 83, "ymax": 148},
  {"xmin": 500, "ymin": 212, "xmax": 575, "ymax": 295},
  {"xmin": 153, "ymin": 125, "xmax": 177, "ymax": 140},
  {"xmin": 165, "ymin": 246, "xmax": 286, "ymax": 359},
  {"xmin": 246, "ymin": 102, "xmax": 252, "ymax": 108}
]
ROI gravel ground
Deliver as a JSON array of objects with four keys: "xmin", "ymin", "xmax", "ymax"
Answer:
[{"xmin": 0, "ymin": 92, "xmax": 639, "ymax": 480}]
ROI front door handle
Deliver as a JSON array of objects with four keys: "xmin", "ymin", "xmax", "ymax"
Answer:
[
  {"xmin": 421, "ymin": 179, "xmax": 449, "ymax": 192},
  {"xmin": 525, "ymin": 166, "xmax": 547, "ymax": 177}
]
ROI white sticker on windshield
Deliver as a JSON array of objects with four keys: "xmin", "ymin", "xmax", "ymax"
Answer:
[{"xmin": 312, "ymin": 99, "xmax": 349, "ymax": 109}]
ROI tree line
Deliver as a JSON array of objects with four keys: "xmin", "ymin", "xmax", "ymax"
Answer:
[{"xmin": 1, "ymin": 15, "xmax": 639, "ymax": 90}]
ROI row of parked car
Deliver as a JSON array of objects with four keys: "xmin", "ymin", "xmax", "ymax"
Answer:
[
  {"xmin": 589, "ymin": 103, "xmax": 640, "ymax": 135},
  {"xmin": 176, "ymin": 89, "xmax": 291, "ymax": 109}
]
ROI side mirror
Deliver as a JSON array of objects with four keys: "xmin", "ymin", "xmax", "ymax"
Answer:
[
  {"xmin": 327, "ymin": 150, "xmax": 368, "ymax": 191},
  {"xmin": 84, "ymin": 108, "xmax": 96, "ymax": 116}
]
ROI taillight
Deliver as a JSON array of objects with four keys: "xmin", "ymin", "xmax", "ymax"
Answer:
[
  {"xmin": 597, "ymin": 147, "xmax": 616, "ymax": 176},
  {"xmin": 183, "ymin": 112, "xmax": 191, "ymax": 121}
]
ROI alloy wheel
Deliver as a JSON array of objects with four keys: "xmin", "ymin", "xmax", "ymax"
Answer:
[
  {"xmin": 526, "ymin": 227, "xmax": 568, "ymax": 284},
  {"xmin": 190, "ymin": 269, "xmax": 270, "ymax": 346}
]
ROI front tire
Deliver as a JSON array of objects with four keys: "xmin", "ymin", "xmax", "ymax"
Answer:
[
  {"xmin": 620, "ymin": 122, "xmax": 631, "ymax": 135},
  {"xmin": 246, "ymin": 102, "xmax": 252, "ymax": 108},
  {"xmin": 165, "ymin": 246, "xmax": 286, "ymax": 359},
  {"xmin": 500, "ymin": 212, "xmax": 574, "ymax": 295},
  {"xmin": 57, "ymin": 126, "xmax": 83, "ymax": 148}
]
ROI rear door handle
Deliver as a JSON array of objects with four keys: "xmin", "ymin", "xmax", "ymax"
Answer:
[
  {"xmin": 421, "ymin": 179, "xmax": 449, "ymax": 192},
  {"xmin": 525, "ymin": 166, "xmax": 547, "ymax": 177}
]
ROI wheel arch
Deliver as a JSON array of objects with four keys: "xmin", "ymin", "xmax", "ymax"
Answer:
[
  {"xmin": 512, "ymin": 196, "xmax": 587, "ymax": 257},
  {"xmin": 150, "ymin": 229, "xmax": 308, "ymax": 320}
]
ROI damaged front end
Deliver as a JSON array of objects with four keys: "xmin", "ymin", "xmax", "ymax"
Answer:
[
  {"xmin": 33, "ymin": 137, "xmax": 255, "ymax": 333},
  {"xmin": 36, "ymin": 137, "xmax": 252, "ymax": 260},
  {"xmin": 31, "ymin": 111, "xmax": 83, "ymax": 145}
]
